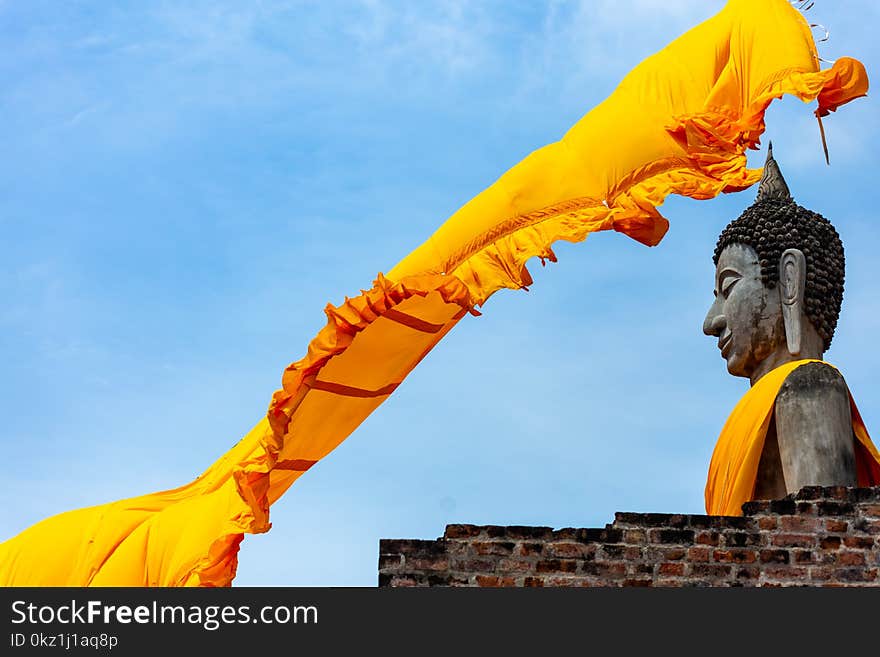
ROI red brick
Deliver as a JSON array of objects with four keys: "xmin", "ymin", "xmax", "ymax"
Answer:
[
  {"xmin": 390, "ymin": 576, "xmax": 419, "ymax": 587},
  {"xmin": 544, "ymin": 542, "xmax": 592, "ymax": 559},
  {"xmin": 825, "ymin": 519, "xmax": 848, "ymax": 533},
  {"xmin": 546, "ymin": 576, "xmax": 587, "ymax": 587},
  {"xmin": 713, "ymin": 549, "xmax": 757, "ymax": 564},
  {"xmin": 379, "ymin": 554, "xmax": 403, "ymax": 570},
  {"xmin": 696, "ymin": 531, "xmax": 721, "ymax": 546},
  {"xmin": 843, "ymin": 536, "xmax": 875, "ymax": 549},
  {"xmin": 623, "ymin": 579, "xmax": 653, "ymax": 587},
  {"xmin": 759, "ymin": 549, "xmax": 790, "ymax": 564},
  {"xmin": 793, "ymin": 550, "xmax": 815, "ymax": 564},
  {"xmin": 581, "ymin": 562, "xmax": 626, "ymax": 578},
  {"xmin": 771, "ymin": 533, "xmax": 815, "ymax": 548},
  {"xmin": 445, "ymin": 525, "xmax": 482, "ymax": 539},
  {"xmin": 819, "ymin": 536, "xmax": 841, "ymax": 551},
  {"xmin": 523, "ymin": 576, "xmax": 544, "ymax": 587},
  {"xmin": 514, "ymin": 542, "xmax": 544, "ymax": 557},
  {"xmin": 624, "ymin": 529, "xmax": 647, "ymax": 544},
  {"xmin": 475, "ymin": 575, "xmax": 515, "ymax": 587},
  {"xmin": 763, "ymin": 566, "xmax": 807, "ymax": 580},
  {"xmin": 659, "ymin": 563, "xmax": 685, "ymax": 576},
  {"xmin": 780, "ymin": 516, "xmax": 819, "ymax": 532},
  {"xmin": 662, "ymin": 547, "xmax": 687, "ymax": 561},
  {"xmin": 861, "ymin": 504, "xmax": 880, "ymax": 517},
  {"xmin": 838, "ymin": 552, "xmax": 866, "ymax": 566},
  {"xmin": 687, "ymin": 547, "xmax": 711, "ymax": 563},
  {"xmin": 496, "ymin": 558, "xmax": 532, "ymax": 573},
  {"xmin": 473, "ymin": 541, "xmax": 515, "ymax": 556},
  {"xmin": 535, "ymin": 559, "xmax": 577, "ymax": 574},
  {"xmin": 624, "ymin": 546, "xmax": 643, "ymax": 560},
  {"xmin": 405, "ymin": 557, "xmax": 448, "ymax": 571},
  {"xmin": 757, "ymin": 516, "xmax": 778, "ymax": 530},
  {"xmin": 452, "ymin": 558, "xmax": 494, "ymax": 572}
]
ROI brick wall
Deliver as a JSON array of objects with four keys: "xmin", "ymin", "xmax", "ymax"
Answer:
[{"xmin": 378, "ymin": 485, "xmax": 880, "ymax": 587}]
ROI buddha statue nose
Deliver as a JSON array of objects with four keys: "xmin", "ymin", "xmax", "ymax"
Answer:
[{"xmin": 703, "ymin": 306, "xmax": 726, "ymax": 337}]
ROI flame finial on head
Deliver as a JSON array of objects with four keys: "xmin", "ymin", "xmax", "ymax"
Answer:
[{"xmin": 756, "ymin": 142, "xmax": 792, "ymax": 203}]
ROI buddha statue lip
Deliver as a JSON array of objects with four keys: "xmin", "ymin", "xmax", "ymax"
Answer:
[{"xmin": 718, "ymin": 332, "xmax": 732, "ymax": 358}]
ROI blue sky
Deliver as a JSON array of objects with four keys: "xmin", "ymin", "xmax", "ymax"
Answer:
[{"xmin": 2, "ymin": 1, "xmax": 879, "ymax": 586}]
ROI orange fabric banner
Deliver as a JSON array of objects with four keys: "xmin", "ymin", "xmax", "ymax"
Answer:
[{"xmin": 0, "ymin": 0, "xmax": 870, "ymax": 586}]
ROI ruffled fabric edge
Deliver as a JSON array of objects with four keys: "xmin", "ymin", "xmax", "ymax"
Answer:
[
  {"xmin": 266, "ymin": 272, "xmax": 475, "ymax": 458},
  {"xmin": 442, "ymin": 58, "xmax": 867, "ymax": 307}
]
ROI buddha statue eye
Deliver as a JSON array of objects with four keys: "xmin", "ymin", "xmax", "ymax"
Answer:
[{"xmin": 720, "ymin": 276, "xmax": 739, "ymax": 298}]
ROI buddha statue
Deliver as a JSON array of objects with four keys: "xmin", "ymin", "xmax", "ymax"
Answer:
[{"xmin": 702, "ymin": 145, "xmax": 880, "ymax": 516}]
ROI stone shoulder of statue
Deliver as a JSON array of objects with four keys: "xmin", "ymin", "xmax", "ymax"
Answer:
[{"xmin": 703, "ymin": 145, "xmax": 856, "ymax": 497}]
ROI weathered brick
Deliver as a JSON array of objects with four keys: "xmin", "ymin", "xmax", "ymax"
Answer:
[
  {"xmin": 404, "ymin": 557, "xmax": 448, "ymax": 571},
  {"xmin": 769, "ymin": 499, "xmax": 797, "ymax": 514},
  {"xmin": 615, "ymin": 512, "xmax": 675, "ymax": 527},
  {"xmin": 515, "ymin": 541, "xmax": 544, "ymax": 557},
  {"xmin": 696, "ymin": 531, "xmax": 721, "ymax": 546},
  {"xmin": 627, "ymin": 563, "xmax": 654, "ymax": 576},
  {"xmin": 780, "ymin": 516, "xmax": 819, "ymax": 532},
  {"xmin": 544, "ymin": 542, "xmax": 592, "ymax": 559},
  {"xmin": 504, "ymin": 526, "xmax": 554, "ymax": 539},
  {"xmin": 623, "ymin": 578, "xmax": 653, "ymax": 587},
  {"xmin": 623, "ymin": 529, "xmax": 647, "ymax": 544},
  {"xmin": 381, "ymin": 539, "xmax": 444, "ymax": 556},
  {"xmin": 600, "ymin": 544, "xmax": 626, "ymax": 560},
  {"xmin": 581, "ymin": 562, "xmax": 626, "ymax": 578},
  {"xmin": 624, "ymin": 546, "xmax": 643, "ymax": 560},
  {"xmin": 451, "ymin": 558, "xmax": 494, "ymax": 572},
  {"xmin": 796, "ymin": 502, "xmax": 817, "ymax": 515},
  {"xmin": 378, "ymin": 554, "xmax": 403, "ymax": 570},
  {"xmin": 825, "ymin": 519, "xmax": 849, "ymax": 532},
  {"xmin": 523, "ymin": 576, "xmax": 544, "ymax": 587},
  {"xmin": 648, "ymin": 529, "xmax": 695, "ymax": 544},
  {"xmin": 838, "ymin": 551, "xmax": 866, "ymax": 566},
  {"xmin": 757, "ymin": 516, "xmax": 778, "ymax": 530},
  {"xmin": 535, "ymin": 559, "xmax": 577, "ymax": 574},
  {"xmin": 444, "ymin": 525, "xmax": 482, "ymax": 539},
  {"xmin": 820, "ymin": 536, "xmax": 841, "ymax": 551},
  {"xmin": 771, "ymin": 533, "xmax": 815, "ymax": 548},
  {"xmin": 843, "ymin": 536, "xmax": 875, "ymax": 549},
  {"xmin": 759, "ymin": 549, "xmax": 790, "ymax": 564},
  {"xmin": 763, "ymin": 566, "xmax": 807, "ymax": 580},
  {"xmin": 476, "ymin": 575, "xmax": 516, "ymax": 587},
  {"xmin": 389, "ymin": 576, "xmax": 419, "ymax": 587},
  {"xmin": 742, "ymin": 501, "xmax": 770, "ymax": 515},
  {"xmin": 724, "ymin": 532, "xmax": 761, "ymax": 547},
  {"xmin": 690, "ymin": 564, "xmax": 733, "ymax": 579},
  {"xmin": 817, "ymin": 502, "xmax": 855, "ymax": 516},
  {"xmin": 472, "ymin": 541, "xmax": 515, "ymax": 556},
  {"xmin": 688, "ymin": 547, "xmax": 711, "ymax": 563},
  {"xmin": 793, "ymin": 550, "xmax": 815, "ymax": 564},
  {"xmin": 659, "ymin": 562, "xmax": 685, "ymax": 576},
  {"xmin": 860, "ymin": 504, "xmax": 880, "ymax": 517},
  {"xmin": 496, "ymin": 558, "xmax": 533, "ymax": 573},
  {"xmin": 713, "ymin": 549, "xmax": 757, "ymax": 564}
]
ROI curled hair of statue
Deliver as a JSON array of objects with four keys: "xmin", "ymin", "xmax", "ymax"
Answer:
[{"xmin": 713, "ymin": 145, "xmax": 845, "ymax": 350}]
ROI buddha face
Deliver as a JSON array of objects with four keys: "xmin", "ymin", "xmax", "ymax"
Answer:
[{"xmin": 703, "ymin": 243, "xmax": 785, "ymax": 378}]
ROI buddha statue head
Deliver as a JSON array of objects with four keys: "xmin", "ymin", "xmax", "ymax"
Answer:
[{"xmin": 703, "ymin": 145, "xmax": 845, "ymax": 384}]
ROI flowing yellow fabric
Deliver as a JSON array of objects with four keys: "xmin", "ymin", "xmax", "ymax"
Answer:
[
  {"xmin": 706, "ymin": 360, "xmax": 880, "ymax": 517},
  {"xmin": 0, "ymin": 0, "xmax": 870, "ymax": 586}
]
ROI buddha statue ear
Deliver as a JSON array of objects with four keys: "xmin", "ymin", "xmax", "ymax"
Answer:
[{"xmin": 779, "ymin": 248, "xmax": 807, "ymax": 356}]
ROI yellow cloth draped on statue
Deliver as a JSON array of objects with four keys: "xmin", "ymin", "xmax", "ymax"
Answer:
[
  {"xmin": 0, "ymin": 0, "xmax": 871, "ymax": 586},
  {"xmin": 706, "ymin": 360, "xmax": 880, "ymax": 517}
]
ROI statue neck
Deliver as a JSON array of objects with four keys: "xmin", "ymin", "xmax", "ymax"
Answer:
[{"xmin": 750, "ymin": 321, "xmax": 826, "ymax": 386}]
